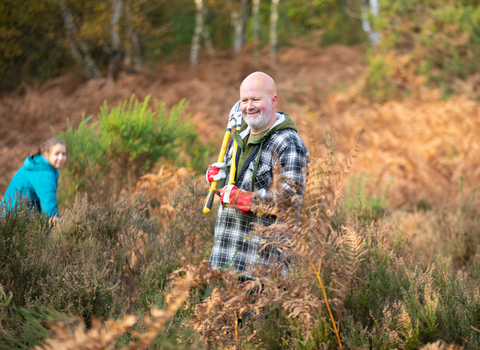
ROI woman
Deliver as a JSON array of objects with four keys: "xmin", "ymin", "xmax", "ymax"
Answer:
[{"xmin": 3, "ymin": 137, "xmax": 67, "ymax": 218}]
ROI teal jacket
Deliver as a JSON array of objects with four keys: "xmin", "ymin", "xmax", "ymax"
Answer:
[{"xmin": 3, "ymin": 155, "xmax": 60, "ymax": 218}]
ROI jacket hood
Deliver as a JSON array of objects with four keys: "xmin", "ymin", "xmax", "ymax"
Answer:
[
  {"xmin": 23, "ymin": 155, "xmax": 57, "ymax": 172},
  {"xmin": 234, "ymin": 111, "xmax": 297, "ymax": 147}
]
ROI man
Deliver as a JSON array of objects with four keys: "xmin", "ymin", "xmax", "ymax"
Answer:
[{"xmin": 206, "ymin": 71, "xmax": 309, "ymax": 273}]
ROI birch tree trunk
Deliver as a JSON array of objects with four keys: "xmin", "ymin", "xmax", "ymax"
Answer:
[
  {"xmin": 202, "ymin": 25, "xmax": 216, "ymax": 57},
  {"xmin": 232, "ymin": 0, "xmax": 248, "ymax": 53},
  {"xmin": 361, "ymin": 0, "xmax": 380, "ymax": 47},
  {"xmin": 190, "ymin": 0, "xmax": 204, "ymax": 68},
  {"xmin": 58, "ymin": 0, "xmax": 102, "ymax": 79},
  {"xmin": 111, "ymin": 0, "xmax": 122, "ymax": 51},
  {"xmin": 252, "ymin": 0, "xmax": 261, "ymax": 52},
  {"xmin": 269, "ymin": 0, "xmax": 279, "ymax": 60},
  {"xmin": 124, "ymin": 0, "xmax": 143, "ymax": 68},
  {"xmin": 109, "ymin": 0, "xmax": 123, "ymax": 79}
]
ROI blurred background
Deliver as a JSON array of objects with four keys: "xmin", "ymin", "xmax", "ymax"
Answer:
[
  {"xmin": 3, "ymin": 2, "xmax": 480, "ymax": 349},
  {"xmin": 1, "ymin": 0, "xmax": 480, "ymax": 213}
]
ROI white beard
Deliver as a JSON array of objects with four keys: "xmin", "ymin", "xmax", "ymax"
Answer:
[{"xmin": 244, "ymin": 110, "xmax": 270, "ymax": 130}]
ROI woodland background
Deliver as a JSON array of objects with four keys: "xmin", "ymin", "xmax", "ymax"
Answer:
[{"xmin": 2, "ymin": 0, "xmax": 480, "ymax": 349}]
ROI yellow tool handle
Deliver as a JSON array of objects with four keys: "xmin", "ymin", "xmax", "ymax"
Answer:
[
  {"xmin": 228, "ymin": 140, "xmax": 239, "ymax": 186},
  {"xmin": 227, "ymin": 124, "xmax": 242, "ymax": 186},
  {"xmin": 224, "ymin": 125, "xmax": 242, "ymax": 207},
  {"xmin": 203, "ymin": 128, "xmax": 231, "ymax": 214}
]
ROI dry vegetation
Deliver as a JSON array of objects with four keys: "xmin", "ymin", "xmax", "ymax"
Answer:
[
  {"xmin": 2, "ymin": 42, "xmax": 479, "ymax": 211},
  {"xmin": 3, "ymin": 40, "xmax": 480, "ymax": 349}
]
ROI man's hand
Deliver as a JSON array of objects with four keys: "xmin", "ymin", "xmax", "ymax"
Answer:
[
  {"xmin": 220, "ymin": 184, "xmax": 253, "ymax": 214},
  {"xmin": 206, "ymin": 162, "xmax": 226, "ymax": 183}
]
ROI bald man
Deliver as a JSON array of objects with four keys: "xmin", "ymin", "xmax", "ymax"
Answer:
[{"xmin": 206, "ymin": 72, "xmax": 309, "ymax": 273}]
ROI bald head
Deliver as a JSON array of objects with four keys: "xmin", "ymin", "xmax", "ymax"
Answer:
[
  {"xmin": 240, "ymin": 72, "xmax": 277, "ymax": 98},
  {"xmin": 239, "ymin": 72, "xmax": 279, "ymax": 134}
]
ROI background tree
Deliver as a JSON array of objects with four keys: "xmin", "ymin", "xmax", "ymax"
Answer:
[
  {"xmin": 269, "ymin": 0, "xmax": 279, "ymax": 59},
  {"xmin": 1, "ymin": 0, "xmax": 371, "ymax": 89},
  {"xmin": 190, "ymin": 0, "xmax": 205, "ymax": 68},
  {"xmin": 58, "ymin": 0, "xmax": 102, "ymax": 79}
]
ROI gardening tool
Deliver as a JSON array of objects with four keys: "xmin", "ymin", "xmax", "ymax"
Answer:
[
  {"xmin": 203, "ymin": 101, "xmax": 242, "ymax": 214},
  {"xmin": 227, "ymin": 102, "xmax": 243, "ymax": 186}
]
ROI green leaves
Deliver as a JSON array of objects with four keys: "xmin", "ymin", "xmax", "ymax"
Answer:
[{"xmin": 56, "ymin": 94, "xmax": 206, "ymax": 204}]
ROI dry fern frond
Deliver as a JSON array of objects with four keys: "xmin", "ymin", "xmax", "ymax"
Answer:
[
  {"xmin": 133, "ymin": 165, "xmax": 195, "ymax": 227},
  {"xmin": 330, "ymin": 220, "xmax": 368, "ymax": 325},
  {"xmin": 184, "ymin": 263, "xmax": 287, "ymax": 349},
  {"xmin": 249, "ymin": 131, "xmax": 364, "ymax": 349}
]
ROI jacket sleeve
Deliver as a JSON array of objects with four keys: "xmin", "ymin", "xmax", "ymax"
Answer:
[
  {"xmin": 254, "ymin": 138, "xmax": 309, "ymax": 205},
  {"xmin": 32, "ymin": 170, "xmax": 59, "ymax": 218}
]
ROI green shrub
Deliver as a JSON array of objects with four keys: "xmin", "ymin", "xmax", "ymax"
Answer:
[
  {"xmin": 341, "ymin": 172, "xmax": 393, "ymax": 222},
  {"xmin": 365, "ymin": 1, "xmax": 480, "ymax": 100},
  {"xmin": 55, "ymin": 95, "xmax": 211, "ymax": 205}
]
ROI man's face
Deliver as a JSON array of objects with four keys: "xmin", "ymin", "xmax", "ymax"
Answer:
[{"xmin": 240, "ymin": 83, "xmax": 277, "ymax": 132}]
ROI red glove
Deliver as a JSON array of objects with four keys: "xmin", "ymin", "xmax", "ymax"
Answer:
[
  {"xmin": 220, "ymin": 184, "xmax": 253, "ymax": 214},
  {"xmin": 206, "ymin": 162, "xmax": 226, "ymax": 183}
]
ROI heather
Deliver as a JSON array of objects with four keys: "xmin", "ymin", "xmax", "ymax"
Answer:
[{"xmin": 2, "ymin": 1, "xmax": 480, "ymax": 348}]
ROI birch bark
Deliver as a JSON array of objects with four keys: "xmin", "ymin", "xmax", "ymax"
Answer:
[
  {"xmin": 232, "ymin": 0, "xmax": 248, "ymax": 53},
  {"xmin": 111, "ymin": 0, "xmax": 122, "ymax": 51},
  {"xmin": 269, "ymin": 0, "xmax": 279, "ymax": 60},
  {"xmin": 361, "ymin": 0, "xmax": 380, "ymax": 46},
  {"xmin": 124, "ymin": 0, "xmax": 143, "ymax": 67},
  {"xmin": 252, "ymin": 0, "xmax": 261, "ymax": 52},
  {"xmin": 202, "ymin": 25, "xmax": 216, "ymax": 57},
  {"xmin": 190, "ymin": 0, "xmax": 204, "ymax": 68},
  {"xmin": 58, "ymin": 0, "xmax": 102, "ymax": 79}
]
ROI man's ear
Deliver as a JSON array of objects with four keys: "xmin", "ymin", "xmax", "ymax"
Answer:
[{"xmin": 271, "ymin": 95, "xmax": 278, "ymax": 108}]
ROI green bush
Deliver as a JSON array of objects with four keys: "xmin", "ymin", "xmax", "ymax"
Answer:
[
  {"xmin": 341, "ymin": 172, "xmax": 393, "ymax": 222},
  {"xmin": 365, "ymin": 1, "xmax": 480, "ymax": 100},
  {"xmin": 56, "ymin": 95, "xmax": 211, "ymax": 204}
]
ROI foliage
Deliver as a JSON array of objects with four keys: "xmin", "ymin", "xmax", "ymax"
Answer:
[
  {"xmin": 365, "ymin": 0, "xmax": 480, "ymax": 101},
  {"xmin": 55, "ymin": 94, "xmax": 210, "ymax": 204},
  {"xmin": 0, "ymin": 172, "xmax": 215, "ymax": 349},
  {"xmin": 0, "ymin": 0, "xmax": 366, "ymax": 89},
  {"xmin": 5, "ymin": 136, "xmax": 480, "ymax": 348},
  {"xmin": 343, "ymin": 172, "xmax": 393, "ymax": 222},
  {"xmin": 0, "ymin": 0, "xmax": 71, "ymax": 90}
]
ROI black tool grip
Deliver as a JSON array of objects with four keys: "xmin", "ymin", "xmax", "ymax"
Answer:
[{"xmin": 203, "ymin": 190, "xmax": 215, "ymax": 214}]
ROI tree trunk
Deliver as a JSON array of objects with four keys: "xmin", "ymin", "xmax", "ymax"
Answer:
[
  {"xmin": 269, "ymin": 0, "xmax": 279, "ymax": 60},
  {"xmin": 111, "ymin": 0, "xmax": 122, "ymax": 51},
  {"xmin": 58, "ymin": 0, "xmax": 102, "ymax": 79},
  {"xmin": 109, "ymin": 0, "xmax": 123, "ymax": 79},
  {"xmin": 252, "ymin": 0, "xmax": 261, "ymax": 52},
  {"xmin": 361, "ymin": 0, "xmax": 380, "ymax": 47},
  {"xmin": 124, "ymin": 0, "xmax": 143, "ymax": 68},
  {"xmin": 202, "ymin": 25, "xmax": 216, "ymax": 57},
  {"xmin": 190, "ymin": 0, "xmax": 204, "ymax": 68},
  {"xmin": 232, "ymin": 0, "xmax": 248, "ymax": 53}
]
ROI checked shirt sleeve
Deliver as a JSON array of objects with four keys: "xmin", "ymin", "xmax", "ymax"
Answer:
[{"xmin": 254, "ymin": 134, "xmax": 309, "ymax": 205}]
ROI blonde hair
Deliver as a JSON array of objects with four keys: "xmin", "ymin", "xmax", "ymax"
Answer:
[{"xmin": 33, "ymin": 137, "xmax": 67, "ymax": 157}]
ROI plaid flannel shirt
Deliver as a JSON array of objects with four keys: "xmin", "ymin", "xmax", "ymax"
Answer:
[{"xmin": 209, "ymin": 112, "xmax": 308, "ymax": 273}]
